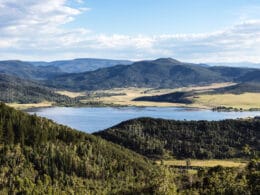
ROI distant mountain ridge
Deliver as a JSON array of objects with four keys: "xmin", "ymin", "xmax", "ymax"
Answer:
[
  {"xmin": 30, "ymin": 58, "xmax": 132, "ymax": 73},
  {"xmin": 1, "ymin": 58, "xmax": 260, "ymax": 93},
  {"xmin": 0, "ymin": 58, "xmax": 132, "ymax": 80},
  {"xmin": 210, "ymin": 62, "xmax": 260, "ymax": 69},
  {"xmin": 0, "ymin": 60, "xmax": 63, "ymax": 80},
  {"xmin": 47, "ymin": 58, "xmax": 259, "ymax": 91}
]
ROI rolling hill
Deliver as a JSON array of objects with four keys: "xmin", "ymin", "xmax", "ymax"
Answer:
[
  {"xmin": 0, "ymin": 103, "xmax": 170, "ymax": 194},
  {"xmin": 235, "ymin": 70, "xmax": 260, "ymax": 83},
  {"xmin": 211, "ymin": 82, "xmax": 260, "ymax": 94},
  {"xmin": 30, "ymin": 58, "xmax": 132, "ymax": 73},
  {"xmin": 47, "ymin": 58, "xmax": 234, "ymax": 91},
  {"xmin": 0, "ymin": 74, "xmax": 76, "ymax": 104},
  {"xmin": 133, "ymin": 82, "xmax": 260, "ymax": 105},
  {"xmin": 95, "ymin": 117, "xmax": 260, "ymax": 159}
]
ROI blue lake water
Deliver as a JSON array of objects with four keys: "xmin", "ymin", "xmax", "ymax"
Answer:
[{"xmin": 27, "ymin": 107, "xmax": 260, "ymax": 133}]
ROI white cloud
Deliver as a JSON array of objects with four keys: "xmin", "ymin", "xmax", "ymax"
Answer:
[{"xmin": 0, "ymin": 1, "xmax": 260, "ymax": 64}]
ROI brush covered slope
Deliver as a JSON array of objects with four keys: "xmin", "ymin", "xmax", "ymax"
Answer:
[
  {"xmin": 0, "ymin": 103, "xmax": 173, "ymax": 194},
  {"xmin": 0, "ymin": 74, "xmax": 77, "ymax": 104},
  {"xmin": 95, "ymin": 117, "xmax": 260, "ymax": 159}
]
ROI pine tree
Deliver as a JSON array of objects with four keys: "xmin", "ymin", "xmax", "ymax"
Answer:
[{"xmin": 5, "ymin": 120, "xmax": 14, "ymax": 145}]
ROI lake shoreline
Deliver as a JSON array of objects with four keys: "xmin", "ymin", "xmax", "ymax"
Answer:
[
  {"xmin": 26, "ymin": 106, "xmax": 260, "ymax": 133},
  {"xmin": 19, "ymin": 102, "xmax": 260, "ymax": 113}
]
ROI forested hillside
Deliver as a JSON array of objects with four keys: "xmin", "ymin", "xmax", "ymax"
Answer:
[
  {"xmin": 0, "ymin": 74, "xmax": 77, "ymax": 104},
  {"xmin": 175, "ymin": 161, "xmax": 260, "ymax": 194},
  {"xmin": 0, "ymin": 103, "xmax": 173, "ymax": 194},
  {"xmin": 0, "ymin": 104, "xmax": 259, "ymax": 194},
  {"xmin": 95, "ymin": 117, "xmax": 260, "ymax": 159}
]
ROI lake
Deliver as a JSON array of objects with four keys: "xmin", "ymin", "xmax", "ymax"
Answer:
[{"xmin": 27, "ymin": 107, "xmax": 260, "ymax": 133}]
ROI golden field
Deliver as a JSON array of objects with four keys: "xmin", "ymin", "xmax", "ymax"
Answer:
[
  {"xmin": 80, "ymin": 82, "xmax": 237, "ymax": 108},
  {"xmin": 7, "ymin": 82, "xmax": 260, "ymax": 110},
  {"xmin": 194, "ymin": 93, "xmax": 260, "ymax": 110},
  {"xmin": 7, "ymin": 101, "xmax": 54, "ymax": 110},
  {"xmin": 159, "ymin": 159, "xmax": 247, "ymax": 168}
]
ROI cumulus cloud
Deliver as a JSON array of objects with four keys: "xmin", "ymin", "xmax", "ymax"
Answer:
[{"xmin": 0, "ymin": 0, "xmax": 260, "ymax": 63}]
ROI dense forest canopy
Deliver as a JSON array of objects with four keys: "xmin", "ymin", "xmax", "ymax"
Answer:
[
  {"xmin": 0, "ymin": 103, "xmax": 172, "ymax": 194},
  {"xmin": 95, "ymin": 117, "xmax": 260, "ymax": 159}
]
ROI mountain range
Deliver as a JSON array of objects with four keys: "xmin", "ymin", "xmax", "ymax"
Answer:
[
  {"xmin": 0, "ymin": 58, "xmax": 131, "ymax": 80},
  {"xmin": 0, "ymin": 57, "xmax": 259, "ymax": 94},
  {"xmin": 30, "ymin": 58, "xmax": 132, "ymax": 73},
  {"xmin": 47, "ymin": 58, "xmax": 259, "ymax": 91},
  {"xmin": 210, "ymin": 62, "xmax": 260, "ymax": 69}
]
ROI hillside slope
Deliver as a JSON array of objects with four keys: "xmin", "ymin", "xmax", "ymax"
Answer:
[
  {"xmin": 0, "ymin": 74, "xmax": 76, "ymax": 104},
  {"xmin": 211, "ymin": 82, "xmax": 260, "ymax": 94},
  {"xmin": 0, "ymin": 103, "xmax": 171, "ymax": 194},
  {"xmin": 95, "ymin": 117, "xmax": 260, "ymax": 159}
]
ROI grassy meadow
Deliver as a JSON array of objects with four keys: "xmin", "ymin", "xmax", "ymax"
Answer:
[
  {"xmin": 193, "ymin": 93, "xmax": 260, "ymax": 110},
  {"xmin": 7, "ymin": 82, "xmax": 260, "ymax": 110},
  {"xmin": 159, "ymin": 159, "xmax": 247, "ymax": 168},
  {"xmin": 79, "ymin": 82, "xmax": 237, "ymax": 108},
  {"xmin": 7, "ymin": 101, "xmax": 54, "ymax": 110}
]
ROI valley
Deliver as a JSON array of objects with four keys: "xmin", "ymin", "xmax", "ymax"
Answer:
[
  {"xmin": 1, "ymin": 1, "xmax": 260, "ymax": 193},
  {"xmin": 0, "ymin": 57, "xmax": 259, "ymax": 194},
  {"xmin": 57, "ymin": 82, "xmax": 260, "ymax": 110},
  {"xmin": 2, "ymin": 58, "xmax": 260, "ymax": 111},
  {"xmin": 0, "ymin": 103, "xmax": 259, "ymax": 194}
]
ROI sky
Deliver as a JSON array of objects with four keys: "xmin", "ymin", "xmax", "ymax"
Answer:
[{"xmin": 0, "ymin": 0, "xmax": 260, "ymax": 63}]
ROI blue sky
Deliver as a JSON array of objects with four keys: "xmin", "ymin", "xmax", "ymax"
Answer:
[
  {"xmin": 0, "ymin": 0, "xmax": 260, "ymax": 63},
  {"xmin": 69, "ymin": 0, "xmax": 259, "ymax": 34}
]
